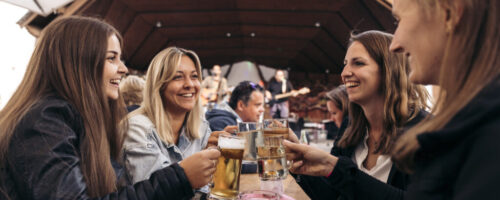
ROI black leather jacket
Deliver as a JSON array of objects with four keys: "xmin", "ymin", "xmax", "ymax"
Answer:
[{"xmin": 1, "ymin": 96, "xmax": 194, "ymax": 199}]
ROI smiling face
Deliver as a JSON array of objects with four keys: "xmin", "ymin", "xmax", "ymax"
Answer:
[
  {"xmin": 162, "ymin": 55, "xmax": 201, "ymax": 115},
  {"xmin": 103, "ymin": 34, "xmax": 128, "ymax": 100},
  {"xmin": 341, "ymin": 41, "xmax": 382, "ymax": 105},
  {"xmin": 389, "ymin": 0, "xmax": 448, "ymax": 85}
]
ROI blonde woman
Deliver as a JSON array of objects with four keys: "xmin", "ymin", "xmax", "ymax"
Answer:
[
  {"xmin": 122, "ymin": 47, "xmax": 214, "ymax": 192},
  {"xmin": 390, "ymin": 0, "xmax": 500, "ymax": 199}
]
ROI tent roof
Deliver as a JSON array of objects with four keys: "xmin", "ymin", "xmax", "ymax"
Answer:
[{"xmin": 20, "ymin": 0, "xmax": 394, "ymax": 73}]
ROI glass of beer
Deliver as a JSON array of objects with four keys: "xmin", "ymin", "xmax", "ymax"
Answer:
[
  {"xmin": 209, "ymin": 135, "xmax": 245, "ymax": 200},
  {"xmin": 263, "ymin": 119, "xmax": 289, "ymax": 139},
  {"xmin": 256, "ymin": 134, "xmax": 288, "ymax": 180},
  {"xmin": 238, "ymin": 122, "xmax": 261, "ymax": 161}
]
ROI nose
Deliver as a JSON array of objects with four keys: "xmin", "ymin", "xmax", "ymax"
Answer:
[
  {"xmin": 389, "ymin": 35, "xmax": 404, "ymax": 54},
  {"xmin": 340, "ymin": 64, "xmax": 352, "ymax": 83},
  {"xmin": 118, "ymin": 60, "xmax": 128, "ymax": 75},
  {"xmin": 183, "ymin": 76, "xmax": 195, "ymax": 88}
]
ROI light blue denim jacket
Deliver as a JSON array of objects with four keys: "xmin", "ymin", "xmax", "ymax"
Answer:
[{"xmin": 123, "ymin": 114, "xmax": 211, "ymax": 188}]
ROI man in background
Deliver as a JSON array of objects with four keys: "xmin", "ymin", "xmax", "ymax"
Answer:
[
  {"xmin": 201, "ymin": 65, "xmax": 228, "ymax": 109},
  {"xmin": 267, "ymin": 69, "xmax": 295, "ymax": 118}
]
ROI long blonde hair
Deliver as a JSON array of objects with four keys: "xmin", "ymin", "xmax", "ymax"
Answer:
[
  {"xmin": 393, "ymin": 0, "xmax": 500, "ymax": 173},
  {"xmin": 0, "ymin": 16, "xmax": 127, "ymax": 197},
  {"xmin": 337, "ymin": 30, "xmax": 429, "ymax": 154},
  {"xmin": 132, "ymin": 47, "xmax": 203, "ymax": 144}
]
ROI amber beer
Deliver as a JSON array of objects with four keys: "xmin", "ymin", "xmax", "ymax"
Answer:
[
  {"xmin": 263, "ymin": 127, "xmax": 289, "ymax": 139},
  {"xmin": 210, "ymin": 135, "xmax": 245, "ymax": 200}
]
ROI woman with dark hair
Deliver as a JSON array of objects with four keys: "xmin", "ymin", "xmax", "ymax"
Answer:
[
  {"xmin": 286, "ymin": 30, "xmax": 429, "ymax": 200},
  {"xmin": 0, "ymin": 16, "xmax": 219, "ymax": 199},
  {"xmin": 390, "ymin": 0, "xmax": 500, "ymax": 199},
  {"xmin": 325, "ymin": 85, "xmax": 349, "ymax": 138}
]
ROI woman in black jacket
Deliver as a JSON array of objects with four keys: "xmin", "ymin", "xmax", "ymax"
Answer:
[
  {"xmin": 390, "ymin": 0, "xmax": 500, "ymax": 199},
  {"xmin": 288, "ymin": 30, "xmax": 429, "ymax": 200},
  {"xmin": 0, "ymin": 16, "xmax": 219, "ymax": 199}
]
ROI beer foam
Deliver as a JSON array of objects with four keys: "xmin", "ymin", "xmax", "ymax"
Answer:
[{"xmin": 218, "ymin": 136, "xmax": 245, "ymax": 149}]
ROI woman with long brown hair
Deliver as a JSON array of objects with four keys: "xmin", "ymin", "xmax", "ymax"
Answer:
[
  {"xmin": 0, "ymin": 16, "xmax": 219, "ymax": 199},
  {"xmin": 286, "ymin": 30, "xmax": 429, "ymax": 199},
  {"xmin": 390, "ymin": 0, "xmax": 500, "ymax": 198}
]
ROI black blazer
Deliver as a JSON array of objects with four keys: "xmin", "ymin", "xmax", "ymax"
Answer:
[
  {"xmin": 295, "ymin": 111, "xmax": 427, "ymax": 200},
  {"xmin": 0, "ymin": 96, "xmax": 194, "ymax": 200},
  {"xmin": 405, "ymin": 78, "xmax": 500, "ymax": 200}
]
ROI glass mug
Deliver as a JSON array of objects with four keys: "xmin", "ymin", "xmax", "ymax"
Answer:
[
  {"xmin": 209, "ymin": 135, "xmax": 246, "ymax": 200},
  {"xmin": 237, "ymin": 122, "xmax": 261, "ymax": 161},
  {"xmin": 263, "ymin": 119, "xmax": 289, "ymax": 139},
  {"xmin": 256, "ymin": 134, "xmax": 288, "ymax": 181}
]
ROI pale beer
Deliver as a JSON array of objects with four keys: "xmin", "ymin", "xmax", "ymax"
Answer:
[
  {"xmin": 210, "ymin": 135, "xmax": 245, "ymax": 199},
  {"xmin": 256, "ymin": 135, "xmax": 288, "ymax": 180}
]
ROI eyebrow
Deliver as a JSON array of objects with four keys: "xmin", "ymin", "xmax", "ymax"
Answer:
[{"xmin": 106, "ymin": 51, "xmax": 119, "ymax": 55}]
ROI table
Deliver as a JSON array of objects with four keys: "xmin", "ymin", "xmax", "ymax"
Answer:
[{"xmin": 239, "ymin": 174, "xmax": 310, "ymax": 200}]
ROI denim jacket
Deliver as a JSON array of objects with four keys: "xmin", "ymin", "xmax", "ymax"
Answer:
[{"xmin": 123, "ymin": 114, "xmax": 211, "ymax": 185}]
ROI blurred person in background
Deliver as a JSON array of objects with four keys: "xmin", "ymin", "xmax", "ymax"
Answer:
[
  {"xmin": 200, "ymin": 64, "xmax": 228, "ymax": 109},
  {"xmin": 119, "ymin": 75, "xmax": 145, "ymax": 112},
  {"xmin": 324, "ymin": 85, "xmax": 349, "ymax": 139},
  {"xmin": 205, "ymin": 81, "xmax": 265, "ymax": 132}
]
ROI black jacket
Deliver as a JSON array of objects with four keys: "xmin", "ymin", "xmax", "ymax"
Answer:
[
  {"xmin": 205, "ymin": 108, "xmax": 238, "ymax": 131},
  {"xmin": 1, "ymin": 96, "xmax": 194, "ymax": 200},
  {"xmin": 295, "ymin": 111, "xmax": 427, "ymax": 200},
  {"xmin": 267, "ymin": 78, "xmax": 293, "ymax": 103},
  {"xmin": 406, "ymin": 79, "xmax": 500, "ymax": 200}
]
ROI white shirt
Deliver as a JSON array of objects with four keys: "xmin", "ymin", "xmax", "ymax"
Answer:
[{"xmin": 351, "ymin": 133, "xmax": 392, "ymax": 183}]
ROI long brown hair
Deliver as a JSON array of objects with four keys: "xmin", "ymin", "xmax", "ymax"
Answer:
[
  {"xmin": 337, "ymin": 30, "xmax": 429, "ymax": 154},
  {"xmin": 131, "ymin": 47, "xmax": 203, "ymax": 144},
  {"xmin": 393, "ymin": 0, "xmax": 500, "ymax": 173},
  {"xmin": 0, "ymin": 16, "xmax": 127, "ymax": 197}
]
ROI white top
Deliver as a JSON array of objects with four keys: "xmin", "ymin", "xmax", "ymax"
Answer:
[{"xmin": 352, "ymin": 133, "xmax": 392, "ymax": 183}]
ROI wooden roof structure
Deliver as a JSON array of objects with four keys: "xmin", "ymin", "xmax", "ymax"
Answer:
[{"xmin": 18, "ymin": 0, "xmax": 394, "ymax": 73}]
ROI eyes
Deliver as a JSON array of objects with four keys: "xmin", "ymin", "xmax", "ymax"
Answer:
[
  {"xmin": 172, "ymin": 73, "xmax": 199, "ymax": 80},
  {"xmin": 343, "ymin": 60, "xmax": 366, "ymax": 67},
  {"xmin": 106, "ymin": 54, "xmax": 123, "ymax": 63}
]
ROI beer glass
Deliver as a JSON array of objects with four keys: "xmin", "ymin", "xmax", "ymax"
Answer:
[
  {"xmin": 256, "ymin": 134, "xmax": 288, "ymax": 180},
  {"xmin": 263, "ymin": 119, "xmax": 289, "ymax": 139},
  {"xmin": 209, "ymin": 135, "xmax": 245, "ymax": 200},
  {"xmin": 237, "ymin": 122, "xmax": 261, "ymax": 161}
]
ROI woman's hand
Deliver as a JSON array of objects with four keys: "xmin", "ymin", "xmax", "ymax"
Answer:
[
  {"xmin": 283, "ymin": 140, "xmax": 338, "ymax": 177},
  {"xmin": 287, "ymin": 128, "xmax": 299, "ymax": 143},
  {"xmin": 179, "ymin": 148, "xmax": 220, "ymax": 188}
]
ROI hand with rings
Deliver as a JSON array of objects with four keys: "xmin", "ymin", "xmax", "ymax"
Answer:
[{"xmin": 179, "ymin": 148, "xmax": 221, "ymax": 188}]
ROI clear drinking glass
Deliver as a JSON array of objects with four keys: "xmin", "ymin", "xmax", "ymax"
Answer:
[{"xmin": 209, "ymin": 135, "xmax": 246, "ymax": 200}]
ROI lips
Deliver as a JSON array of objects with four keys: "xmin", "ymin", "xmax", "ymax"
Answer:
[
  {"xmin": 110, "ymin": 78, "xmax": 121, "ymax": 86},
  {"xmin": 345, "ymin": 82, "xmax": 360, "ymax": 88}
]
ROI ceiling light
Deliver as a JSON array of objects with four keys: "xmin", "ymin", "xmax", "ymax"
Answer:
[
  {"xmin": 155, "ymin": 21, "xmax": 162, "ymax": 28},
  {"xmin": 250, "ymin": 32, "xmax": 256, "ymax": 37},
  {"xmin": 315, "ymin": 22, "xmax": 321, "ymax": 28},
  {"xmin": 226, "ymin": 32, "xmax": 232, "ymax": 37}
]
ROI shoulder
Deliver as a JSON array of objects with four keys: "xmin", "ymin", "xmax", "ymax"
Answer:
[
  {"xmin": 19, "ymin": 97, "xmax": 82, "ymax": 133},
  {"xmin": 199, "ymin": 119, "xmax": 211, "ymax": 136},
  {"xmin": 125, "ymin": 114, "xmax": 156, "ymax": 148},
  {"xmin": 128, "ymin": 114, "xmax": 154, "ymax": 128}
]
